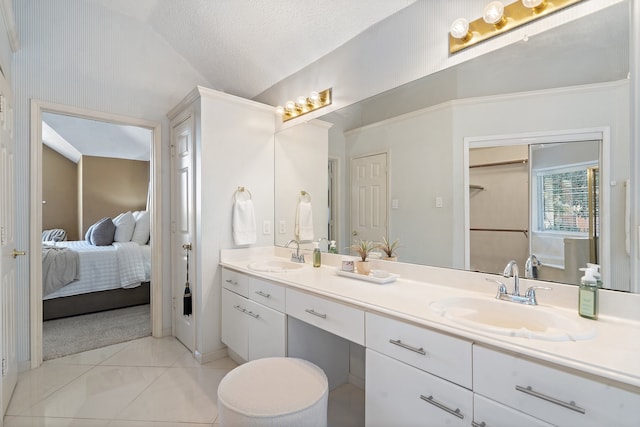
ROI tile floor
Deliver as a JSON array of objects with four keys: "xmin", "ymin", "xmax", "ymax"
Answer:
[{"xmin": 4, "ymin": 336, "xmax": 365, "ymax": 426}]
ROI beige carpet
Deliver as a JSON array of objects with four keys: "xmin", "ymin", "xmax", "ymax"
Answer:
[{"xmin": 43, "ymin": 304, "xmax": 151, "ymax": 360}]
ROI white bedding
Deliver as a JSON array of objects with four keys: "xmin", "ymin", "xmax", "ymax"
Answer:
[{"xmin": 43, "ymin": 240, "xmax": 151, "ymax": 300}]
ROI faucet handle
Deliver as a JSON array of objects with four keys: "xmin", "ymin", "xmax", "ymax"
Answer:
[
  {"xmin": 524, "ymin": 286, "xmax": 552, "ymax": 305},
  {"xmin": 486, "ymin": 278, "xmax": 508, "ymax": 297}
]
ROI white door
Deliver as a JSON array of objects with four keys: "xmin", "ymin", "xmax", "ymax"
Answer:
[
  {"xmin": 171, "ymin": 115, "xmax": 196, "ymax": 351},
  {"xmin": 0, "ymin": 81, "xmax": 18, "ymax": 416},
  {"xmin": 350, "ymin": 153, "xmax": 388, "ymax": 244}
]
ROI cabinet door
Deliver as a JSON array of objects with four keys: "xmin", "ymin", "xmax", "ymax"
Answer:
[
  {"xmin": 221, "ymin": 288, "xmax": 249, "ymax": 360},
  {"xmin": 366, "ymin": 349, "xmax": 472, "ymax": 427},
  {"xmin": 247, "ymin": 299, "xmax": 286, "ymax": 360},
  {"xmin": 474, "ymin": 394, "xmax": 553, "ymax": 427}
]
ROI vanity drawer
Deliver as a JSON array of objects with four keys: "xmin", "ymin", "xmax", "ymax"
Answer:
[
  {"xmin": 249, "ymin": 277, "xmax": 285, "ymax": 312},
  {"xmin": 473, "ymin": 345, "xmax": 640, "ymax": 427},
  {"xmin": 366, "ymin": 312, "xmax": 472, "ymax": 389},
  {"xmin": 473, "ymin": 394, "xmax": 553, "ymax": 427},
  {"xmin": 222, "ymin": 268, "xmax": 249, "ymax": 297},
  {"xmin": 366, "ymin": 348, "xmax": 472, "ymax": 427},
  {"xmin": 286, "ymin": 288, "xmax": 365, "ymax": 345}
]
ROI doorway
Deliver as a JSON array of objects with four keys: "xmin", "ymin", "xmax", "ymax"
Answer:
[{"xmin": 29, "ymin": 101, "xmax": 163, "ymax": 368}]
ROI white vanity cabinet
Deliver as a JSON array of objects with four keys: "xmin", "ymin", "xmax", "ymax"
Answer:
[
  {"xmin": 473, "ymin": 345, "xmax": 640, "ymax": 427},
  {"xmin": 221, "ymin": 268, "xmax": 286, "ymax": 362},
  {"xmin": 365, "ymin": 313, "xmax": 473, "ymax": 427}
]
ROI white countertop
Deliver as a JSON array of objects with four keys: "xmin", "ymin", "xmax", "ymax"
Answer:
[{"xmin": 220, "ymin": 247, "xmax": 640, "ymax": 389}]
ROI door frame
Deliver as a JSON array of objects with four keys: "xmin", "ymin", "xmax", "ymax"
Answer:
[
  {"xmin": 463, "ymin": 127, "xmax": 611, "ymax": 288},
  {"xmin": 29, "ymin": 100, "xmax": 163, "ymax": 368}
]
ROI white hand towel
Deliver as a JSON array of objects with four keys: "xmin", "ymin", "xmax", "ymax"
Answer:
[
  {"xmin": 295, "ymin": 200, "xmax": 314, "ymax": 241},
  {"xmin": 233, "ymin": 199, "xmax": 257, "ymax": 245}
]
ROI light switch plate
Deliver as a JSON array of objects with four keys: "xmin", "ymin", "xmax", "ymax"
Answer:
[{"xmin": 263, "ymin": 220, "xmax": 271, "ymax": 235}]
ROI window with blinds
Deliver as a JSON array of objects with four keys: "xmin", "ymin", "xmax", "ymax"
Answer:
[{"xmin": 537, "ymin": 163, "xmax": 598, "ymax": 234}]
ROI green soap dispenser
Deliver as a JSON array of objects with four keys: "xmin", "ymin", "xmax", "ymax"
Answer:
[
  {"xmin": 329, "ymin": 240, "xmax": 337, "ymax": 254},
  {"xmin": 313, "ymin": 242, "xmax": 321, "ymax": 268},
  {"xmin": 578, "ymin": 267, "xmax": 598, "ymax": 319}
]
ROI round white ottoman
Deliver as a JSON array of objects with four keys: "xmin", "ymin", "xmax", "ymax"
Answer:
[{"xmin": 217, "ymin": 357, "xmax": 328, "ymax": 427}]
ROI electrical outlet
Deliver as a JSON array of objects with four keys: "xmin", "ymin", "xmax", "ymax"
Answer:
[
  {"xmin": 279, "ymin": 220, "xmax": 286, "ymax": 234},
  {"xmin": 263, "ymin": 220, "xmax": 271, "ymax": 235},
  {"xmin": 435, "ymin": 196, "xmax": 443, "ymax": 208}
]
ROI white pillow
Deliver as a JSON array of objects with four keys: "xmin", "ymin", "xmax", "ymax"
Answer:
[
  {"xmin": 113, "ymin": 211, "xmax": 136, "ymax": 242},
  {"xmin": 131, "ymin": 211, "xmax": 151, "ymax": 245}
]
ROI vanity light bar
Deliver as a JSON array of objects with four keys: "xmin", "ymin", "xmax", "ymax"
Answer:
[
  {"xmin": 449, "ymin": 0, "xmax": 584, "ymax": 54},
  {"xmin": 275, "ymin": 88, "xmax": 332, "ymax": 122}
]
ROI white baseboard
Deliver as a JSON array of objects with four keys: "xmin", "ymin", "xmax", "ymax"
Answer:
[
  {"xmin": 348, "ymin": 373, "xmax": 365, "ymax": 390},
  {"xmin": 194, "ymin": 347, "xmax": 229, "ymax": 365}
]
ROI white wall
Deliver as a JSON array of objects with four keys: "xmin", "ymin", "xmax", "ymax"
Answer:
[
  {"xmin": 345, "ymin": 106, "xmax": 454, "ymax": 267},
  {"xmin": 197, "ymin": 89, "xmax": 274, "ymax": 360},
  {"xmin": 12, "ymin": 0, "xmax": 213, "ymax": 362},
  {"xmin": 274, "ymin": 121, "xmax": 330, "ymax": 247}
]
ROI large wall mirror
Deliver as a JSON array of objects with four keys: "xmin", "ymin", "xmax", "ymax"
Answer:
[{"xmin": 274, "ymin": 1, "xmax": 632, "ymax": 292}]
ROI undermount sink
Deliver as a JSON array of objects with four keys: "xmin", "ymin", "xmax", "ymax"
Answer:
[
  {"xmin": 429, "ymin": 296, "xmax": 596, "ymax": 342},
  {"xmin": 247, "ymin": 259, "xmax": 306, "ymax": 273}
]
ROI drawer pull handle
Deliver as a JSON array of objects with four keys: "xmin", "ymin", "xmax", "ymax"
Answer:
[
  {"xmin": 389, "ymin": 339, "xmax": 426, "ymax": 356},
  {"xmin": 305, "ymin": 309, "xmax": 327, "ymax": 319},
  {"xmin": 419, "ymin": 395, "xmax": 463, "ymax": 419},
  {"xmin": 255, "ymin": 290, "xmax": 271, "ymax": 298},
  {"xmin": 225, "ymin": 279, "xmax": 237, "ymax": 285},
  {"xmin": 515, "ymin": 385, "xmax": 585, "ymax": 414},
  {"xmin": 471, "ymin": 422, "xmax": 486, "ymax": 427},
  {"xmin": 233, "ymin": 304, "xmax": 246, "ymax": 313},
  {"xmin": 245, "ymin": 311, "xmax": 260, "ymax": 319}
]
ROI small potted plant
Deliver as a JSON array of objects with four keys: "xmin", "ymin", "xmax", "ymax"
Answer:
[
  {"xmin": 350, "ymin": 238, "xmax": 375, "ymax": 275},
  {"xmin": 377, "ymin": 236, "xmax": 399, "ymax": 261}
]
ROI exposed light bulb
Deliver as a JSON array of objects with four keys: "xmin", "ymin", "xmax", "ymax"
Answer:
[
  {"xmin": 285, "ymin": 101, "xmax": 295, "ymax": 112},
  {"xmin": 522, "ymin": 0, "xmax": 547, "ymax": 12},
  {"xmin": 483, "ymin": 1, "xmax": 505, "ymax": 26},
  {"xmin": 450, "ymin": 18, "xmax": 470, "ymax": 40},
  {"xmin": 309, "ymin": 91, "xmax": 320, "ymax": 104},
  {"xmin": 275, "ymin": 105, "xmax": 285, "ymax": 116},
  {"xmin": 296, "ymin": 96, "xmax": 307, "ymax": 107}
]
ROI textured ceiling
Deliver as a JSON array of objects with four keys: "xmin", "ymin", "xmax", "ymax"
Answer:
[
  {"xmin": 47, "ymin": 0, "xmax": 417, "ymax": 159},
  {"xmin": 92, "ymin": 0, "xmax": 417, "ymax": 98}
]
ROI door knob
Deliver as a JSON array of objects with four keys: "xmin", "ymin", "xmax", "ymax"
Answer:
[
  {"xmin": 352, "ymin": 230, "xmax": 358, "ymax": 236},
  {"xmin": 12, "ymin": 249, "xmax": 26, "ymax": 259}
]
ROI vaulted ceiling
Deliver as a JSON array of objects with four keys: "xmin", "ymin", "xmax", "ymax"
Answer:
[{"xmin": 42, "ymin": 0, "xmax": 417, "ymax": 160}]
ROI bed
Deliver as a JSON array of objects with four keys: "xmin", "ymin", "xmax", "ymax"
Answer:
[
  {"xmin": 42, "ymin": 213, "xmax": 153, "ymax": 320},
  {"xmin": 42, "ymin": 240, "xmax": 152, "ymax": 320}
]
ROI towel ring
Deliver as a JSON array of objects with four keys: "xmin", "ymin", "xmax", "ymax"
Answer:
[
  {"xmin": 235, "ymin": 186, "xmax": 252, "ymax": 201},
  {"xmin": 299, "ymin": 190, "xmax": 311, "ymax": 202}
]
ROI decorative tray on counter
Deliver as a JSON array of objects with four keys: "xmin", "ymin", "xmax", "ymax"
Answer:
[{"xmin": 336, "ymin": 269, "xmax": 399, "ymax": 284}]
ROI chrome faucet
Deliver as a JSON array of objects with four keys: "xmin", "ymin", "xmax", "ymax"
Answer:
[
  {"xmin": 285, "ymin": 239, "xmax": 305, "ymax": 263},
  {"xmin": 525, "ymin": 254, "xmax": 541, "ymax": 279},
  {"xmin": 490, "ymin": 259, "xmax": 551, "ymax": 305},
  {"xmin": 503, "ymin": 260, "xmax": 520, "ymax": 297}
]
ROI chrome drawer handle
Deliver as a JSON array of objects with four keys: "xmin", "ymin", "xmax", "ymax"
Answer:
[
  {"xmin": 305, "ymin": 309, "xmax": 327, "ymax": 319},
  {"xmin": 255, "ymin": 290, "xmax": 271, "ymax": 298},
  {"xmin": 225, "ymin": 279, "xmax": 237, "ymax": 285},
  {"xmin": 245, "ymin": 311, "xmax": 260, "ymax": 319},
  {"xmin": 516, "ymin": 385, "xmax": 586, "ymax": 414},
  {"xmin": 419, "ymin": 395, "xmax": 463, "ymax": 419},
  {"xmin": 389, "ymin": 339, "xmax": 426, "ymax": 356},
  {"xmin": 233, "ymin": 304, "xmax": 246, "ymax": 313},
  {"xmin": 471, "ymin": 422, "xmax": 486, "ymax": 427}
]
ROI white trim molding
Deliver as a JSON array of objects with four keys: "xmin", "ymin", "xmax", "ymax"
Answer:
[{"xmin": 29, "ymin": 100, "xmax": 162, "ymax": 368}]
